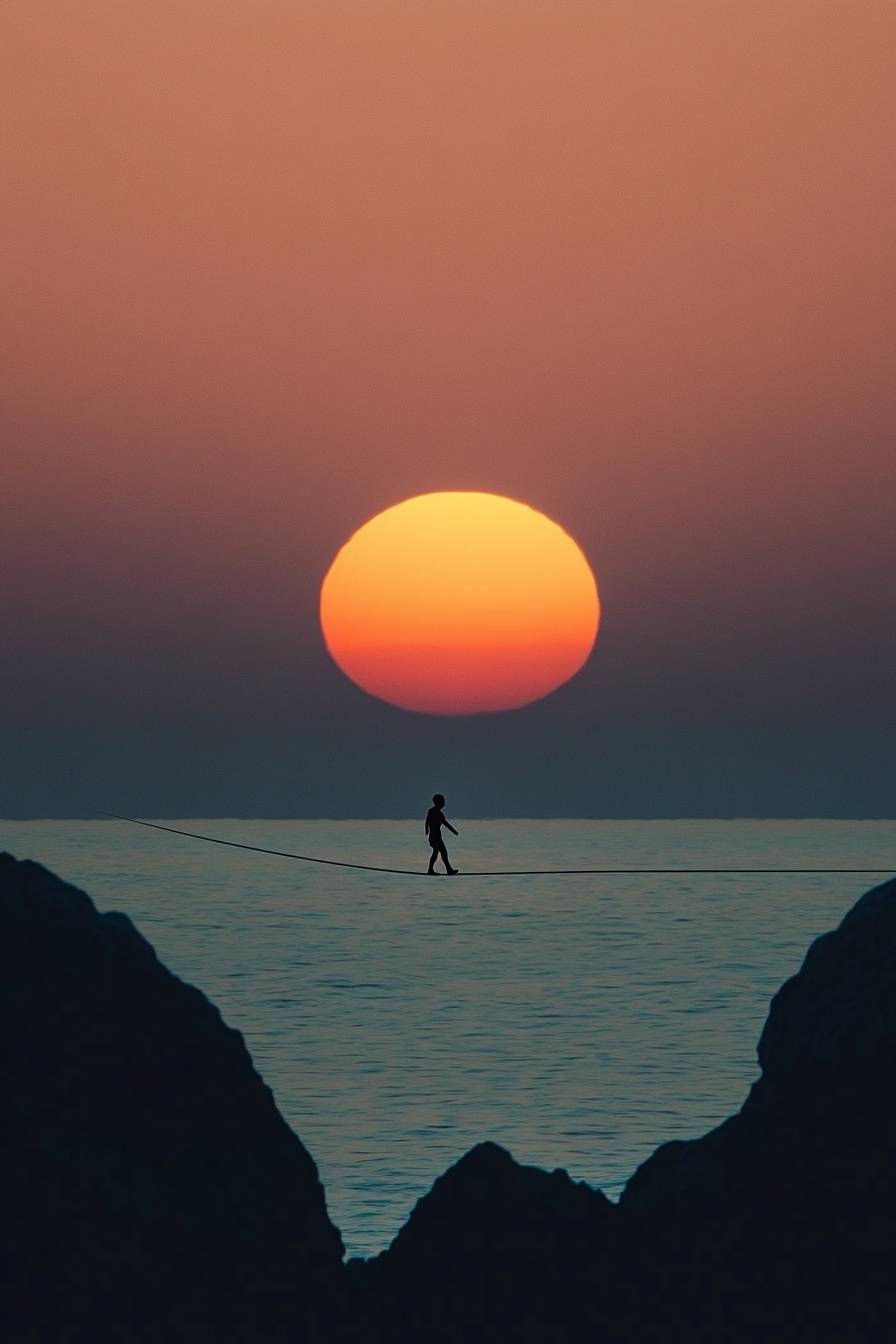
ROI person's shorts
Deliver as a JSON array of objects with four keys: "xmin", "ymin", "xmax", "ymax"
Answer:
[{"xmin": 428, "ymin": 835, "xmax": 443, "ymax": 848}]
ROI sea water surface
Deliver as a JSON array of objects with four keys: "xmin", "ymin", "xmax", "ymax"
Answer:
[{"xmin": 3, "ymin": 819, "xmax": 893, "ymax": 1258}]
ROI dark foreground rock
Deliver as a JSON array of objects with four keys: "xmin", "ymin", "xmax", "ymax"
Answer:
[
  {"xmin": 356, "ymin": 874, "xmax": 896, "ymax": 1342},
  {"xmin": 617, "ymin": 873, "xmax": 896, "ymax": 1341},
  {"xmin": 4, "ymin": 850, "xmax": 896, "ymax": 1342},
  {"xmin": 0, "ymin": 853, "xmax": 343, "ymax": 1343},
  {"xmin": 348, "ymin": 1141, "xmax": 621, "ymax": 1342}
]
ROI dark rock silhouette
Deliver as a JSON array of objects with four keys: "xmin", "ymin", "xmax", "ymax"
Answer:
[
  {"xmin": 0, "ymin": 853, "xmax": 343, "ymax": 1342},
  {"xmin": 4, "ymin": 849, "xmax": 896, "ymax": 1342},
  {"xmin": 349, "ymin": 1141, "xmax": 620, "ymax": 1342},
  {"xmin": 617, "ymin": 872, "xmax": 896, "ymax": 1341},
  {"xmin": 357, "ymin": 874, "xmax": 896, "ymax": 1342}
]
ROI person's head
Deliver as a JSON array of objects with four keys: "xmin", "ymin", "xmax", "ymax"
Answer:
[{"xmin": 432, "ymin": 793, "xmax": 445, "ymax": 807}]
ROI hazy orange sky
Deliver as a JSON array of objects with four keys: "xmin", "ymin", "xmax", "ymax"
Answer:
[{"xmin": 3, "ymin": 1, "xmax": 894, "ymax": 815}]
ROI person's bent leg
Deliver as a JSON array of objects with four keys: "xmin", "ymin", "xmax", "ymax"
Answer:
[{"xmin": 439, "ymin": 840, "xmax": 453, "ymax": 873}]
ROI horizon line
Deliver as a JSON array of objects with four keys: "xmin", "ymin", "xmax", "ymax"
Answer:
[{"xmin": 4, "ymin": 815, "xmax": 895, "ymax": 824}]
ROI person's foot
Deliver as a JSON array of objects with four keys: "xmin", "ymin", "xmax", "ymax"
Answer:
[
  {"xmin": 447, "ymin": 868, "xmax": 459, "ymax": 875},
  {"xmin": 427, "ymin": 869, "xmax": 436, "ymax": 875}
]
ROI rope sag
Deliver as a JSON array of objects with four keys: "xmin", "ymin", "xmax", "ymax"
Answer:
[{"xmin": 95, "ymin": 814, "xmax": 892, "ymax": 878}]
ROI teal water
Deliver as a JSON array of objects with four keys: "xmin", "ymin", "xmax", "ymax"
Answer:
[{"xmin": 3, "ymin": 819, "xmax": 893, "ymax": 1258}]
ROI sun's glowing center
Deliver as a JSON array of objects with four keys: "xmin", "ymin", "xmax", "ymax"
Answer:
[{"xmin": 319, "ymin": 491, "xmax": 600, "ymax": 715}]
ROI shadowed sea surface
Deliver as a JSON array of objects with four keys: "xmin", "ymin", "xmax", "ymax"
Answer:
[{"xmin": 3, "ymin": 819, "xmax": 893, "ymax": 1258}]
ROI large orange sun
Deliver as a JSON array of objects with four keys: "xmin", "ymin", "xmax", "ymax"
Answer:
[{"xmin": 320, "ymin": 492, "xmax": 600, "ymax": 715}]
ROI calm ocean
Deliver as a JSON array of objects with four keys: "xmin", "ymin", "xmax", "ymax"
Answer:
[{"xmin": 4, "ymin": 819, "xmax": 893, "ymax": 1258}]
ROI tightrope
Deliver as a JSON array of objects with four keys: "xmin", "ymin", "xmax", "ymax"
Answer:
[{"xmin": 97, "ymin": 814, "xmax": 893, "ymax": 878}]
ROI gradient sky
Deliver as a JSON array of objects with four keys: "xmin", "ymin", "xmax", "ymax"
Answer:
[{"xmin": 3, "ymin": 0, "xmax": 894, "ymax": 817}]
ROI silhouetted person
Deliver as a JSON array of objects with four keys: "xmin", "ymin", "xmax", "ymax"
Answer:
[{"xmin": 425, "ymin": 794, "xmax": 458, "ymax": 875}]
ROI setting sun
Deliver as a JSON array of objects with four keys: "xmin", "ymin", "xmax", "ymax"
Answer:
[{"xmin": 320, "ymin": 492, "xmax": 600, "ymax": 714}]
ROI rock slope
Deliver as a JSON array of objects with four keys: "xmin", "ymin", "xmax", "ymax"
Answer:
[
  {"xmin": 617, "ymin": 873, "xmax": 896, "ymax": 1341},
  {"xmin": 0, "ymin": 853, "xmax": 343, "ymax": 1343}
]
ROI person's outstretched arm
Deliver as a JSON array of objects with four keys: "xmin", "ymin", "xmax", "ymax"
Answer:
[{"xmin": 445, "ymin": 819, "xmax": 458, "ymax": 835}]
